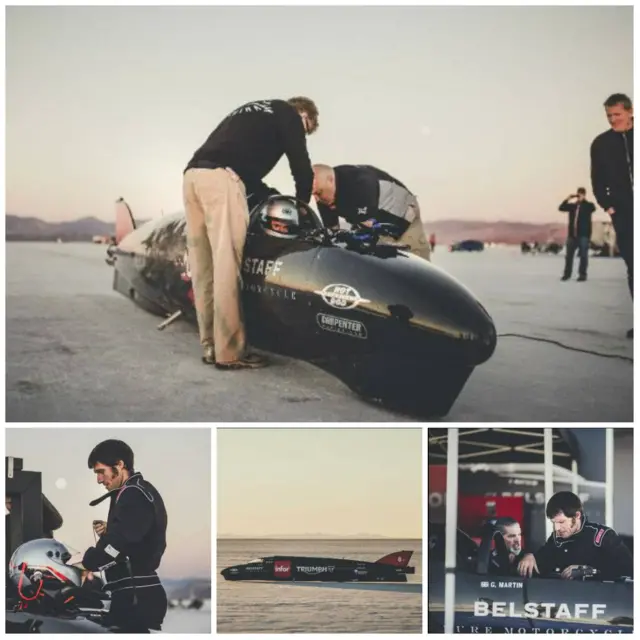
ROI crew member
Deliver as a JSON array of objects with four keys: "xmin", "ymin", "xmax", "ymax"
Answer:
[
  {"xmin": 590, "ymin": 93, "xmax": 634, "ymax": 339},
  {"xmin": 312, "ymin": 164, "xmax": 431, "ymax": 260},
  {"xmin": 518, "ymin": 491, "xmax": 633, "ymax": 580},
  {"xmin": 80, "ymin": 440, "xmax": 169, "ymax": 633},
  {"xmin": 490, "ymin": 517, "xmax": 526, "ymax": 574},
  {"xmin": 183, "ymin": 97, "xmax": 318, "ymax": 369},
  {"xmin": 558, "ymin": 188, "xmax": 596, "ymax": 282}
]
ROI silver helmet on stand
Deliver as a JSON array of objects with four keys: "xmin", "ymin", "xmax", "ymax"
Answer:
[{"xmin": 9, "ymin": 538, "xmax": 83, "ymax": 601}]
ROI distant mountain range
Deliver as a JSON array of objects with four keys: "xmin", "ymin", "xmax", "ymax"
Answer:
[
  {"xmin": 6, "ymin": 213, "xmax": 578, "ymax": 245},
  {"xmin": 6, "ymin": 214, "xmax": 115, "ymax": 241}
]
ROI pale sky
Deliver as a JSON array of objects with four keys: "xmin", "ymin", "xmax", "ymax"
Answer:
[
  {"xmin": 5, "ymin": 428, "xmax": 211, "ymax": 579},
  {"xmin": 217, "ymin": 428, "xmax": 422, "ymax": 538},
  {"xmin": 6, "ymin": 5, "xmax": 633, "ymax": 224}
]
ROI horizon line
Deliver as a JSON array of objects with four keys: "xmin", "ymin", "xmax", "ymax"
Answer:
[{"xmin": 6, "ymin": 211, "xmax": 597, "ymax": 227}]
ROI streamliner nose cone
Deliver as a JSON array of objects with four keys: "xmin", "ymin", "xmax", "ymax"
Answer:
[
  {"xmin": 429, "ymin": 295, "xmax": 497, "ymax": 366},
  {"xmin": 465, "ymin": 310, "xmax": 497, "ymax": 365},
  {"xmin": 221, "ymin": 565, "xmax": 242, "ymax": 580},
  {"xmin": 479, "ymin": 322, "xmax": 497, "ymax": 364}
]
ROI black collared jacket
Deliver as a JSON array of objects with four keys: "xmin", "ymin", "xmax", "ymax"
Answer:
[
  {"xmin": 533, "ymin": 518, "xmax": 633, "ymax": 579},
  {"xmin": 590, "ymin": 126, "xmax": 634, "ymax": 214},
  {"xmin": 82, "ymin": 472, "xmax": 167, "ymax": 590}
]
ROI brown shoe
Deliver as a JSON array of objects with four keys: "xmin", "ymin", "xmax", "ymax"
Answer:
[
  {"xmin": 201, "ymin": 345, "xmax": 216, "ymax": 365},
  {"xmin": 215, "ymin": 353, "xmax": 269, "ymax": 370}
]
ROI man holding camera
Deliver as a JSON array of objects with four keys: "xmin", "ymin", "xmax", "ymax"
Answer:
[{"xmin": 558, "ymin": 188, "xmax": 596, "ymax": 282}]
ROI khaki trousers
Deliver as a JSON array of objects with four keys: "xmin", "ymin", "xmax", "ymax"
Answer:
[
  {"xmin": 378, "ymin": 202, "xmax": 431, "ymax": 261},
  {"xmin": 182, "ymin": 168, "xmax": 249, "ymax": 364}
]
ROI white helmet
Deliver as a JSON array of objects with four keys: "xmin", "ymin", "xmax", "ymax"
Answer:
[
  {"xmin": 9, "ymin": 538, "xmax": 83, "ymax": 600},
  {"xmin": 259, "ymin": 198, "xmax": 301, "ymax": 239}
]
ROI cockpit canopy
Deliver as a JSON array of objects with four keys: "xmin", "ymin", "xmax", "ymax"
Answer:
[{"xmin": 249, "ymin": 195, "xmax": 324, "ymax": 240}]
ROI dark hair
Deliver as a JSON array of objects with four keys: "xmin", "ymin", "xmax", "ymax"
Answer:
[
  {"xmin": 493, "ymin": 517, "xmax": 519, "ymax": 534},
  {"xmin": 604, "ymin": 93, "xmax": 633, "ymax": 110},
  {"xmin": 577, "ymin": 187, "xmax": 586, "ymax": 195},
  {"xmin": 546, "ymin": 491, "xmax": 583, "ymax": 519},
  {"xmin": 88, "ymin": 439, "xmax": 134, "ymax": 471}
]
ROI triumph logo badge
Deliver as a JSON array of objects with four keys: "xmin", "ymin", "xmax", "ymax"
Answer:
[
  {"xmin": 316, "ymin": 313, "xmax": 368, "ymax": 339},
  {"xmin": 297, "ymin": 566, "xmax": 334, "ymax": 575},
  {"xmin": 314, "ymin": 284, "xmax": 371, "ymax": 310}
]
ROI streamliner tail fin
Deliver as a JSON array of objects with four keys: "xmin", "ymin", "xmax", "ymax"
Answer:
[
  {"xmin": 115, "ymin": 197, "xmax": 136, "ymax": 244},
  {"xmin": 374, "ymin": 550, "xmax": 413, "ymax": 568}
]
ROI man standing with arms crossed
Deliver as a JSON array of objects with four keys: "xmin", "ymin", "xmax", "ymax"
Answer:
[
  {"xmin": 183, "ymin": 97, "xmax": 318, "ymax": 369},
  {"xmin": 590, "ymin": 93, "xmax": 634, "ymax": 338}
]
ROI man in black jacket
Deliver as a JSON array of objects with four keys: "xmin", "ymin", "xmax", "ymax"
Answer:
[
  {"xmin": 518, "ymin": 492, "xmax": 633, "ymax": 581},
  {"xmin": 80, "ymin": 440, "xmax": 168, "ymax": 633},
  {"xmin": 183, "ymin": 97, "xmax": 318, "ymax": 368},
  {"xmin": 311, "ymin": 164, "xmax": 431, "ymax": 260},
  {"xmin": 489, "ymin": 517, "xmax": 526, "ymax": 576},
  {"xmin": 558, "ymin": 188, "xmax": 596, "ymax": 281},
  {"xmin": 590, "ymin": 93, "xmax": 634, "ymax": 338}
]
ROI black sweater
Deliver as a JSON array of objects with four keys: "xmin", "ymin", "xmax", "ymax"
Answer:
[{"xmin": 185, "ymin": 99, "xmax": 314, "ymax": 204}]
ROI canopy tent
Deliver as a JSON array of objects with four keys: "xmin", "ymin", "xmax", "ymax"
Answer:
[
  {"xmin": 428, "ymin": 428, "xmax": 614, "ymax": 634},
  {"xmin": 428, "ymin": 427, "xmax": 581, "ymax": 469}
]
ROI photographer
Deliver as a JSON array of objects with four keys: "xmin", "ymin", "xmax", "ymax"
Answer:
[{"xmin": 558, "ymin": 188, "xmax": 596, "ymax": 282}]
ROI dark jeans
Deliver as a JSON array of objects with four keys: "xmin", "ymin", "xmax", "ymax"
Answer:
[
  {"xmin": 611, "ymin": 212, "xmax": 634, "ymax": 298},
  {"xmin": 563, "ymin": 235, "xmax": 590, "ymax": 278}
]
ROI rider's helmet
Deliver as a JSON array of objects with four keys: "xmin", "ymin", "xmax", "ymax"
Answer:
[
  {"xmin": 258, "ymin": 198, "xmax": 302, "ymax": 239},
  {"xmin": 9, "ymin": 538, "xmax": 83, "ymax": 601}
]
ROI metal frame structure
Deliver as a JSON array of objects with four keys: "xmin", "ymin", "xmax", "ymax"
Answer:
[{"xmin": 5, "ymin": 457, "xmax": 44, "ymax": 559}]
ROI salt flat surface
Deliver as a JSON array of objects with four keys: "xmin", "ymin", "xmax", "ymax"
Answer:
[
  {"xmin": 159, "ymin": 608, "xmax": 210, "ymax": 634},
  {"xmin": 5, "ymin": 243, "xmax": 633, "ymax": 422}
]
